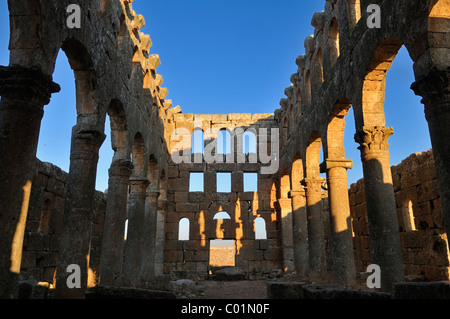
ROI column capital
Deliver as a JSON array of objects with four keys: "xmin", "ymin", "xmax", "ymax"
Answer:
[
  {"xmin": 109, "ymin": 159, "xmax": 134, "ymax": 179},
  {"xmin": 411, "ymin": 67, "xmax": 449, "ymax": 105},
  {"xmin": 70, "ymin": 128, "xmax": 106, "ymax": 161},
  {"xmin": 319, "ymin": 158, "xmax": 353, "ymax": 173},
  {"xmin": 0, "ymin": 65, "xmax": 60, "ymax": 108},
  {"xmin": 354, "ymin": 126, "xmax": 393, "ymax": 155},
  {"xmin": 146, "ymin": 190, "xmax": 160, "ymax": 201},
  {"xmin": 301, "ymin": 177, "xmax": 327, "ymax": 191}
]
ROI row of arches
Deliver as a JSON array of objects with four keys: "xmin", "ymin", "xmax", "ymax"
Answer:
[{"xmin": 275, "ymin": 0, "xmax": 450, "ymax": 291}]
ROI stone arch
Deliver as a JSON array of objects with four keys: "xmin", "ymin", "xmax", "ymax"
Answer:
[
  {"xmin": 362, "ymin": 38, "xmax": 404, "ymax": 127},
  {"xmin": 347, "ymin": 0, "xmax": 361, "ymax": 32},
  {"xmin": 314, "ymin": 47, "xmax": 324, "ymax": 91},
  {"xmin": 305, "ymin": 70, "xmax": 312, "ymax": 106},
  {"xmin": 131, "ymin": 132, "xmax": 146, "ymax": 177},
  {"xmin": 147, "ymin": 154, "xmax": 159, "ymax": 192},
  {"xmin": 305, "ymin": 131, "xmax": 323, "ymax": 178},
  {"xmin": 296, "ymin": 86, "xmax": 302, "ymax": 120},
  {"xmin": 428, "ymin": 0, "xmax": 450, "ymax": 70},
  {"xmin": 107, "ymin": 99, "xmax": 128, "ymax": 159},
  {"xmin": 60, "ymin": 38, "xmax": 98, "ymax": 119},
  {"xmin": 291, "ymin": 153, "xmax": 304, "ymax": 191},
  {"xmin": 327, "ymin": 98, "xmax": 352, "ymax": 159},
  {"xmin": 328, "ymin": 17, "xmax": 340, "ymax": 67}
]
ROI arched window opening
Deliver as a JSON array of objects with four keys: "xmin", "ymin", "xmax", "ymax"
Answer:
[
  {"xmin": 131, "ymin": 132, "xmax": 145, "ymax": 177},
  {"xmin": 213, "ymin": 211, "xmax": 231, "ymax": 220},
  {"xmin": 38, "ymin": 198, "xmax": 52, "ymax": 234},
  {"xmin": 217, "ymin": 129, "xmax": 232, "ymax": 154},
  {"xmin": 329, "ymin": 18, "xmax": 340, "ymax": 66},
  {"xmin": 178, "ymin": 218, "xmax": 190, "ymax": 241},
  {"xmin": 315, "ymin": 48, "xmax": 324, "ymax": 87},
  {"xmin": 255, "ymin": 217, "xmax": 267, "ymax": 240},
  {"xmin": 347, "ymin": 0, "xmax": 361, "ymax": 31},
  {"xmin": 296, "ymin": 87, "xmax": 302, "ymax": 120},
  {"xmin": 305, "ymin": 70, "xmax": 312, "ymax": 106},
  {"xmin": 243, "ymin": 131, "xmax": 257, "ymax": 154},
  {"xmin": 192, "ymin": 129, "xmax": 204, "ymax": 154},
  {"xmin": 289, "ymin": 105, "xmax": 294, "ymax": 134}
]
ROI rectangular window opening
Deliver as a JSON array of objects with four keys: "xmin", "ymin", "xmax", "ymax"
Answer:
[
  {"xmin": 216, "ymin": 172, "xmax": 231, "ymax": 193},
  {"xmin": 189, "ymin": 172, "xmax": 204, "ymax": 192},
  {"xmin": 244, "ymin": 172, "xmax": 258, "ymax": 192}
]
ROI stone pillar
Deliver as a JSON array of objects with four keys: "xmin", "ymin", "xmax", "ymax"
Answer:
[
  {"xmin": 321, "ymin": 158, "xmax": 356, "ymax": 287},
  {"xmin": 0, "ymin": 66, "xmax": 60, "ymax": 298},
  {"xmin": 140, "ymin": 190, "xmax": 160, "ymax": 285},
  {"xmin": 277, "ymin": 198, "xmax": 295, "ymax": 272},
  {"xmin": 301, "ymin": 177, "xmax": 327, "ymax": 283},
  {"xmin": 99, "ymin": 159, "xmax": 133, "ymax": 286},
  {"xmin": 411, "ymin": 67, "xmax": 450, "ymax": 242},
  {"xmin": 289, "ymin": 190, "xmax": 309, "ymax": 280},
  {"xmin": 122, "ymin": 178, "xmax": 149, "ymax": 287},
  {"xmin": 55, "ymin": 127, "xmax": 105, "ymax": 299},
  {"xmin": 354, "ymin": 125, "xmax": 404, "ymax": 291}
]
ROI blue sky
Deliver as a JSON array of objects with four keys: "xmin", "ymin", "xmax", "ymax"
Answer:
[{"xmin": 0, "ymin": 0, "xmax": 431, "ymax": 192}]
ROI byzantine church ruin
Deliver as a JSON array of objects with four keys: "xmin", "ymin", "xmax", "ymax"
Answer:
[{"xmin": 0, "ymin": 0, "xmax": 449, "ymax": 298}]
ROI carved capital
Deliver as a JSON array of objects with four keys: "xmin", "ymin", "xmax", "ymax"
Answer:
[
  {"xmin": 0, "ymin": 65, "xmax": 60, "ymax": 110},
  {"xmin": 70, "ymin": 128, "xmax": 106, "ymax": 162},
  {"xmin": 411, "ymin": 67, "xmax": 450, "ymax": 111},
  {"xmin": 301, "ymin": 177, "xmax": 327, "ymax": 192},
  {"xmin": 129, "ymin": 178, "xmax": 150, "ymax": 197},
  {"xmin": 354, "ymin": 126, "xmax": 393, "ymax": 154},
  {"xmin": 109, "ymin": 160, "xmax": 134, "ymax": 179}
]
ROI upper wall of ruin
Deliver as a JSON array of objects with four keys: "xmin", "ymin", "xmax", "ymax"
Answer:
[{"xmin": 275, "ymin": 0, "xmax": 449, "ymax": 178}]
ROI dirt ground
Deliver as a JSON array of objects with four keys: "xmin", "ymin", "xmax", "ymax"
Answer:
[{"xmin": 195, "ymin": 280, "xmax": 268, "ymax": 299}]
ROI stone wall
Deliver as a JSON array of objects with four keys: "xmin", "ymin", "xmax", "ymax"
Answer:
[
  {"xmin": 349, "ymin": 150, "xmax": 450, "ymax": 281},
  {"xmin": 164, "ymin": 113, "xmax": 283, "ymax": 278},
  {"xmin": 21, "ymin": 159, "xmax": 106, "ymax": 286}
]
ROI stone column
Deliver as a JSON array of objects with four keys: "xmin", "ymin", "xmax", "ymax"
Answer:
[
  {"xmin": 354, "ymin": 125, "xmax": 404, "ymax": 291},
  {"xmin": 140, "ymin": 190, "xmax": 160, "ymax": 285},
  {"xmin": 301, "ymin": 177, "xmax": 327, "ymax": 283},
  {"xmin": 55, "ymin": 127, "xmax": 105, "ymax": 299},
  {"xmin": 0, "ymin": 66, "xmax": 60, "ymax": 298},
  {"xmin": 99, "ymin": 159, "xmax": 133, "ymax": 286},
  {"xmin": 277, "ymin": 198, "xmax": 295, "ymax": 272},
  {"xmin": 122, "ymin": 178, "xmax": 149, "ymax": 287},
  {"xmin": 411, "ymin": 67, "xmax": 450, "ymax": 241},
  {"xmin": 289, "ymin": 190, "xmax": 309, "ymax": 280},
  {"xmin": 321, "ymin": 158, "xmax": 356, "ymax": 287}
]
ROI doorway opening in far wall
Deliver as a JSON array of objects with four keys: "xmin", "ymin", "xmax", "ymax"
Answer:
[{"xmin": 209, "ymin": 240, "xmax": 236, "ymax": 267}]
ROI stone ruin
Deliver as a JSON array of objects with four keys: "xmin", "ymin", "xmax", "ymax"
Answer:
[{"xmin": 0, "ymin": 0, "xmax": 449, "ymax": 299}]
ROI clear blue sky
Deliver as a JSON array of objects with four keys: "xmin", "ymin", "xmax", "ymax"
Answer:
[{"xmin": 0, "ymin": 0, "xmax": 431, "ymax": 193}]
